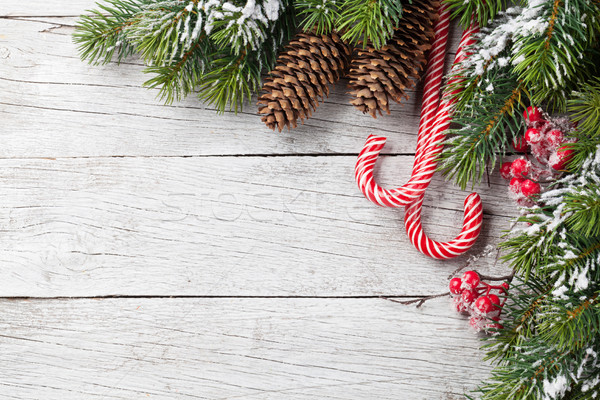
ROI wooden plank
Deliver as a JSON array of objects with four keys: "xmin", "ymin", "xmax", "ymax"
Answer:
[
  {"xmin": 1, "ymin": 1, "xmax": 94, "ymax": 16},
  {"xmin": 0, "ymin": 17, "xmax": 462, "ymax": 157},
  {"xmin": 0, "ymin": 156, "xmax": 515, "ymax": 297},
  {"xmin": 0, "ymin": 297, "xmax": 491, "ymax": 399}
]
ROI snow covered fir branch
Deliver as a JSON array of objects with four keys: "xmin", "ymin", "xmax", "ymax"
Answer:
[
  {"xmin": 73, "ymin": 0, "xmax": 405, "ymax": 112},
  {"xmin": 440, "ymin": 0, "xmax": 600, "ymax": 189},
  {"xmin": 74, "ymin": 0, "xmax": 296, "ymax": 111},
  {"xmin": 473, "ymin": 147, "xmax": 600, "ymax": 400}
]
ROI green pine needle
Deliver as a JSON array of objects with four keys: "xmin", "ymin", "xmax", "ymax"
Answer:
[
  {"xmin": 198, "ymin": 52, "xmax": 261, "ymax": 113},
  {"xmin": 440, "ymin": 75, "xmax": 524, "ymax": 190},
  {"xmin": 296, "ymin": 0, "xmax": 341, "ymax": 35},
  {"xmin": 73, "ymin": 0, "xmax": 149, "ymax": 65},
  {"xmin": 336, "ymin": 0, "xmax": 402, "ymax": 49},
  {"xmin": 444, "ymin": 0, "xmax": 515, "ymax": 28}
]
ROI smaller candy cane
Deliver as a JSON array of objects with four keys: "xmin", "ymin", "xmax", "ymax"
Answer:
[{"xmin": 404, "ymin": 192, "xmax": 483, "ymax": 259}]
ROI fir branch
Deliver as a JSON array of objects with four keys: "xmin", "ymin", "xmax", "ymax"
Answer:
[
  {"xmin": 564, "ymin": 187, "xmax": 600, "ymax": 237},
  {"xmin": 295, "ymin": 0, "xmax": 340, "ymax": 35},
  {"xmin": 125, "ymin": 0, "xmax": 203, "ymax": 66},
  {"xmin": 511, "ymin": 0, "xmax": 600, "ymax": 111},
  {"xmin": 197, "ymin": 50, "xmax": 261, "ymax": 113},
  {"xmin": 566, "ymin": 79, "xmax": 600, "ymax": 170},
  {"xmin": 143, "ymin": 39, "xmax": 211, "ymax": 104},
  {"xmin": 479, "ymin": 346, "xmax": 572, "ymax": 399},
  {"xmin": 440, "ymin": 75, "xmax": 524, "ymax": 190},
  {"xmin": 336, "ymin": 0, "xmax": 403, "ymax": 49},
  {"xmin": 569, "ymin": 78, "xmax": 600, "ymax": 138},
  {"xmin": 482, "ymin": 279, "xmax": 551, "ymax": 362},
  {"xmin": 444, "ymin": 0, "xmax": 513, "ymax": 28},
  {"xmin": 478, "ymin": 331, "xmax": 600, "ymax": 400},
  {"xmin": 479, "ymin": 148, "xmax": 600, "ymax": 400},
  {"xmin": 564, "ymin": 379, "xmax": 600, "ymax": 400},
  {"xmin": 73, "ymin": 0, "xmax": 148, "ymax": 65},
  {"xmin": 538, "ymin": 291, "xmax": 600, "ymax": 351},
  {"xmin": 75, "ymin": 0, "xmax": 295, "ymax": 111},
  {"xmin": 209, "ymin": 0, "xmax": 286, "ymax": 55}
]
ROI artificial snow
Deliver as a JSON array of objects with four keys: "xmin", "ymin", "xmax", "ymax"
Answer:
[{"xmin": 542, "ymin": 375, "xmax": 569, "ymax": 400}]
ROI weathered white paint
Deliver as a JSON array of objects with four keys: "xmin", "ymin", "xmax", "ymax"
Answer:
[
  {"xmin": 0, "ymin": 156, "xmax": 514, "ymax": 297},
  {"xmin": 0, "ymin": 7, "xmax": 515, "ymax": 398},
  {"xmin": 0, "ymin": 17, "xmax": 462, "ymax": 158},
  {"xmin": 2, "ymin": 1, "xmax": 94, "ymax": 16},
  {"xmin": 0, "ymin": 298, "xmax": 492, "ymax": 400}
]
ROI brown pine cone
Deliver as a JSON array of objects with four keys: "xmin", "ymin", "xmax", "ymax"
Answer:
[
  {"xmin": 258, "ymin": 32, "xmax": 352, "ymax": 132},
  {"xmin": 348, "ymin": 0, "xmax": 439, "ymax": 118}
]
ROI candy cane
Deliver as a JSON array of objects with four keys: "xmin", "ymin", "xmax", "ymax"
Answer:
[
  {"xmin": 405, "ymin": 192, "xmax": 483, "ymax": 259},
  {"xmin": 403, "ymin": 21, "xmax": 482, "ymax": 259},
  {"xmin": 354, "ymin": 5, "xmax": 452, "ymax": 208},
  {"xmin": 354, "ymin": 7, "xmax": 483, "ymax": 258}
]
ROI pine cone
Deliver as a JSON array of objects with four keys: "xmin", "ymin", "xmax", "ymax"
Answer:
[
  {"xmin": 348, "ymin": 0, "xmax": 439, "ymax": 118},
  {"xmin": 258, "ymin": 32, "xmax": 352, "ymax": 132}
]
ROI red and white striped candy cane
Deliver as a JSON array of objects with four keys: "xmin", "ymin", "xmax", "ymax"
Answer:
[
  {"xmin": 354, "ymin": 5, "xmax": 452, "ymax": 208},
  {"xmin": 403, "ymin": 21, "xmax": 482, "ymax": 259},
  {"xmin": 354, "ymin": 6, "xmax": 484, "ymax": 258}
]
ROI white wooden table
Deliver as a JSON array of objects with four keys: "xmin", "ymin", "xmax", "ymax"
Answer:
[{"xmin": 0, "ymin": 3, "xmax": 516, "ymax": 398}]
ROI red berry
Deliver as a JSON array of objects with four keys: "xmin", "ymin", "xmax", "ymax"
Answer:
[
  {"xmin": 461, "ymin": 289, "xmax": 477, "ymax": 304},
  {"xmin": 462, "ymin": 270, "xmax": 480, "ymax": 289},
  {"xmin": 500, "ymin": 162, "xmax": 513, "ymax": 179},
  {"xmin": 488, "ymin": 294, "xmax": 501, "ymax": 310},
  {"xmin": 498, "ymin": 282, "xmax": 510, "ymax": 295},
  {"xmin": 509, "ymin": 177, "xmax": 524, "ymax": 194},
  {"xmin": 475, "ymin": 296, "xmax": 494, "ymax": 314},
  {"xmin": 485, "ymin": 319, "xmax": 504, "ymax": 330},
  {"xmin": 521, "ymin": 179, "xmax": 541, "ymax": 197},
  {"xmin": 550, "ymin": 146, "xmax": 574, "ymax": 171},
  {"xmin": 452, "ymin": 296, "xmax": 465, "ymax": 312},
  {"xmin": 470, "ymin": 316, "xmax": 483, "ymax": 331},
  {"xmin": 524, "ymin": 128, "xmax": 543, "ymax": 145},
  {"xmin": 523, "ymin": 106, "xmax": 544, "ymax": 125},
  {"xmin": 449, "ymin": 278, "xmax": 463, "ymax": 295},
  {"xmin": 546, "ymin": 129, "xmax": 564, "ymax": 147},
  {"xmin": 510, "ymin": 158, "xmax": 530, "ymax": 178},
  {"xmin": 512, "ymin": 136, "xmax": 528, "ymax": 152}
]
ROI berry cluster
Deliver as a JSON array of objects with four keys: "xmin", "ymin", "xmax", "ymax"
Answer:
[
  {"xmin": 449, "ymin": 271, "xmax": 508, "ymax": 332},
  {"xmin": 500, "ymin": 106, "xmax": 576, "ymax": 206}
]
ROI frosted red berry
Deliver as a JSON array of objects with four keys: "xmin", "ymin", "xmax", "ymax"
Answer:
[
  {"xmin": 500, "ymin": 162, "xmax": 513, "ymax": 179},
  {"xmin": 461, "ymin": 289, "xmax": 477, "ymax": 304},
  {"xmin": 475, "ymin": 296, "xmax": 494, "ymax": 314},
  {"xmin": 488, "ymin": 294, "xmax": 501, "ymax": 310},
  {"xmin": 486, "ymin": 317, "xmax": 504, "ymax": 330},
  {"xmin": 509, "ymin": 177, "xmax": 524, "ymax": 194},
  {"xmin": 521, "ymin": 179, "xmax": 541, "ymax": 197},
  {"xmin": 546, "ymin": 129, "xmax": 564, "ymax": 147},
  {"xmin": 512, "ymin": 136, "xmax": 528, "ymax": 152},
  {"xmin": 523, "ymin": 106, "xmax": 544, "ymax": 125},
  {"xmin": 462, "ymin": 270, "xmax": 480, "ymax": 289},
  {"xmin": 449, "ymin": 278, "xmax": 463, "ymax": 295},
  {"xmin": 501, "ymin": 282, "xmax": 510, "ymax": 291},
  {"xmin": 510, "ymin": 158, "xmax": 530, "ymax": 178},
  {"xmin": 550, "ymin": 147, "xmax": 574, "ymax": 171},
  {"xmin": 470, "ymin": 316, "xmax": 483, "ymax": 331},
  {"xmin": 524, "ymin": 128, "xmax": 543, "ymax": 145}
]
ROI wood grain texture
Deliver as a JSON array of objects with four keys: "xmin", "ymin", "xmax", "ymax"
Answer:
[
  {"xmin": 0, "ymin": 5, "xmax": 511, "ymax": 397},
  {"xmin": 0, "ymin": 297, "xmax": 491, "ymax": 399},
  {"xmin": 0, "ymin": 156, "xmax": 515, "ymax": 297},
  {"xmin": 1, "ymin": 1, "xmax": 95, "ymax": 16},
  {"xmin": 0, "ymin": 17, "xmax": 462, "ymax": 157}
]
